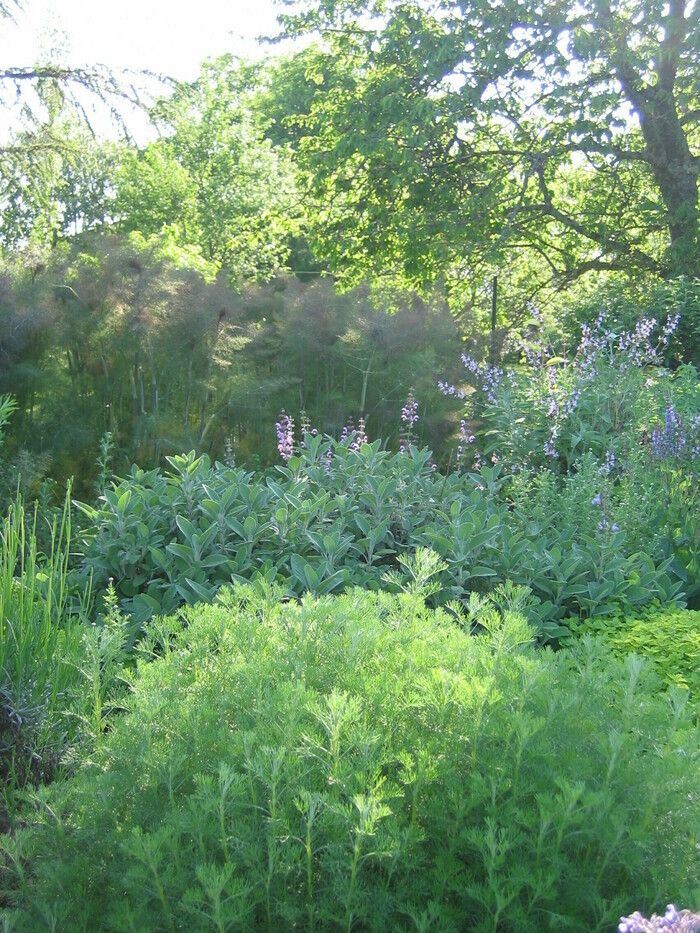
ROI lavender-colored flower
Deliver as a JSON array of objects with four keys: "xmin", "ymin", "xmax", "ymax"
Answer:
[
  {"xmin": 350, "ymin": 416, "xmax": 368, "ymax": 451},
  {"xmin": 600, "ymin": 450, "xmax": 616, "ymax": 475},
  {"xmin": 618, "ymin": 904, "xmax": 700, "ymax": 932},
  {"xmin": 322, "ymin": 448, "xmax": 333, "ymax": 473},
  {"xmin": 437, "ymin": 380, "xmax": 466, "ymax": 399},
  {"xmin": 400, "ymin": 388, "xmax": 419, "ymax": 452},
  {"xmin": 456, "ymin": 354, "xmax": 505, "ymax": 403},
  {"xmin": 460, "ymin": 353, "xmax": 480, "ymax": 374},
  {"xmin": 649, "ymin": 405, "xmax": 698, "ymax": 461},
  {"xmin": 456, "ymin": 419, "xmax": 476, "ymax": 467},
  {"xmin": 275, "ymin": 411, "xmax": 294, "ymax": 462},
  {"xmin": 662, "ymin": 312, "xmax": 681, "ymax": 338},
  {"xmin": 339, "ymin": 418, "xmax": 354, "ymax": 444},
  {"xmin": 664, "ymin": 404, "xmax": 685, "ymax": 456},
  {"xmin": 544, "ymin": 437, "xmax": 559, "ymax": 459},
  {"xmin": 223, "ymin": 435, "xmax": 236, "ymax": 468},
  {"xmin": 563, "ymin": 387, "xmax": 581, "ymax": 416},
  {"xmin": 401, "ymin": 388, "xmax": 419, "ymax": 429},
  {"xmin": 591, "ymin": 493, "xmax": 603, "ymax": 506},
  {"xmin": 651, "ymin": 424, "xmax": 665, "ymax": 459}
]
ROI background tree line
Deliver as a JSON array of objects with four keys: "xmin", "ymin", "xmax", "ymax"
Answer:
[{"xmin": 0, "ymin": 1, "xmax": 698, "ymax": 498}]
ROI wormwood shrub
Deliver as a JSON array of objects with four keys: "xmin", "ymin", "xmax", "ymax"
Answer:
[
  {"xmin": 3, "ymin": 588, "xmax": 697, "ymax": 931},
  {"xmin": 568, "ymin": 607, "xmax": 700, "ymax": 695},
  {"xmin": 75, "ymin": 439, "xmax": 681, "ymax": 635}
]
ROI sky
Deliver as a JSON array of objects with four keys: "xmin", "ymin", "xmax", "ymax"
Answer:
[
  {"xmin": 0, "ymin": 0, "xmax": 299, "ymax": 140},
  {"xmin": 2, "ymin": 0, "xmax": 288, "ymax": 78}
]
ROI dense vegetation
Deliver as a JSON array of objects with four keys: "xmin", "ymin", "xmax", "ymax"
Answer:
[
  {"xmin": 0, "ymin": 0, "xmax": 698, "ymax": 929},
  {"xmin": 3, "ymin": 588, "xmax": 698, "ymax": 931}
]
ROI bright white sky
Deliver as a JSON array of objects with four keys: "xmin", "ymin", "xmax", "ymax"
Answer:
[
  {"xmin": 3, "ymin": 0, "xmax": 286, "ymax": 78},
  {"xmin": 0, "ymin": 0, "xmax": 299, "ymax": 140}
]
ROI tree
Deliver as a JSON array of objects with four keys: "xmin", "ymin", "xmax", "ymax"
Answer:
[
  {"xmin": 273, "ymin": 0, "xmax": 700, "ymax": 302},
  {"xmin": 0, "ymin": 2, "xmax": 156, "ymax": 249},
  {"xmin": 0, "ymin": 91, "xmax": 118, "ymax": 249},
  {"xmin": 0, "ymin": 2, "xmax": 150, "ymax": 131},
  {"xmin": 116, "ymin": 57, "xmax": 300, "ymax": 283}
]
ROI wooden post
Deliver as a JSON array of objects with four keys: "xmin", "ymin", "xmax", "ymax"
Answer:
[{"xmin": 490, "ymin": 275, "xmax": 498, "ymax": 365}]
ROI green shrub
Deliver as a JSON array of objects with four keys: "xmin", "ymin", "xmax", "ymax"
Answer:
[
  {"xmin": 568, "ymin": 606, "xmax": 700, "ymax": 695},
  {"xmin": 75, "ymin": 439, "xmax": 682, "ymax": 636},
  {"xmin": 3, "ymin": 588, "xmax": 697, "ymax": 930}
]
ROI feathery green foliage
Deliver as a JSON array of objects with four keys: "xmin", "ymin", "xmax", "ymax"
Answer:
[{"xmin": 2, "ymin": 587, "xmax": 697, "ymax": 930}]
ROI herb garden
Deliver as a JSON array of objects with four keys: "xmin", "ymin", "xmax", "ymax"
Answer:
[{"xmin": 0, "ymin": 0, "xmax": 699, "ymax": 929}]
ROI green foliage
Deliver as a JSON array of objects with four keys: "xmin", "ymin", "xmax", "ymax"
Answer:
[
  {"xmin": 568, "ymin": 607, "xmax": 700, "ymax": 696},
  {"xmin": 274, "ymin": 0, "xmax": 700, "ymax": 310},
  {"xmin": 0, "ymin": 396, "xmax": 17, "ymax": 447},
  {"xmin": 0, "ymin": 487, "xmax": 131, "ymax": 830},
  {"xmin": 0, "ymin": 244, "xmax": 461, "ymax": 490},
  {"xmin": 557, "ymin": 275, "xmax": 700, "ymax": 365},
  {"xmin": 3, "ymin": 588, "xmax": 697, "ymax": 929},
  {"xmin": 477, "ymin": 357, "xmax": 699, "ymax": 478},
  {"xmin": 0, "ymin": 494, "xmax": 83, "ymax": 821},
  {"xmin": 116, "ymin": 57, "xmax": 299, "ymax": 283},
  {"xmin": 75, "ymin": 441, "xmax": 682, "ymax": 635},
  {"xmin": 446, "ymin": 316, "xmax": 700, "ymax": 605}
]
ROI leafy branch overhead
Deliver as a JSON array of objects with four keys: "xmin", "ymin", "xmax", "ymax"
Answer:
[{"xmin": 272, "ymin": 0, "xmax": 700, "ymax": 295}]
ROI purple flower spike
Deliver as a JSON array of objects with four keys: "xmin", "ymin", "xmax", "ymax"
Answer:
[{"xmin": 275, "ymin": 411, "xmax": 294, "ymax": 462}]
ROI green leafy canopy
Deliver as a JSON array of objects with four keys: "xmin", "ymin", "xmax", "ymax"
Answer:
[{"xmin": 271, "ymin": 0, "xmax": 700, "ymax": 305}]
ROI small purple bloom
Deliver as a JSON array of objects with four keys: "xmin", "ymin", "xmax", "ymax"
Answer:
[
  {"xmin": 275, "ymin": 411, "xmax": 294, "ymax": 462},
  {"xmin": 400, "ymin": 388, "xmax": 419, "ymax": 452}
]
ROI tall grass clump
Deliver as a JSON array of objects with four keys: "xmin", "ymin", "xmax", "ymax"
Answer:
[{"xmin": 0, "ymin": 492, "xmax": 87, "ymax": 826}]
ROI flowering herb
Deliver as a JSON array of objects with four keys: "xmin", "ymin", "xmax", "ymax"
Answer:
[
  {"xmin": 400, "ymin": 388, "xmax": 419, "ymax": 452},
  {"xmin": 275, "ymin": 411, "xmax": 294, "ymax": 463},
  {"xmin": 340, "ymin": 416, "xmax": 368, "ymax": 451},
  {"xmin": 618, "ymin": 904, "xmax": 700, "ymax": 932},
  {"xmin": 600, "ymin": 450, "xmax": 616, "ymax": 475},
  {"xmin": 649, "ymin": 405, "xmax": 699, "ymax": 462},
  {"xmin": 457, "ymin": 419, "xmax": 476, "ymax": 467}
]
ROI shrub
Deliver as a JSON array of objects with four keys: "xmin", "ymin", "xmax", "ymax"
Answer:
[
  {"xmin": 454, "ymin": 314, "xmax": 699, "ymax": 475},
  {"xmin": 75, "ymin": 440, "xmax": 682, "ymax": 636},
  {"xmin": 3, "ymin": 588, "xmax": 697, "ymax": 930},
  {"xmin": 567, "ymin": 607, "xmax": 700, "ymax": 695},
  {"xmin": 437, "ymin": 315, "xmax": 700, "ymax": 603}
]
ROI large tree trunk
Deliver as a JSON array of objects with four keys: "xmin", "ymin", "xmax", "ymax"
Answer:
[
  {"xmin": 610, "ymin": 0, "xmax": 700, "ymax": 277},
  {"xmin": 637, "ymin": 87, "xmax": 699, "ymax": 277}
]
